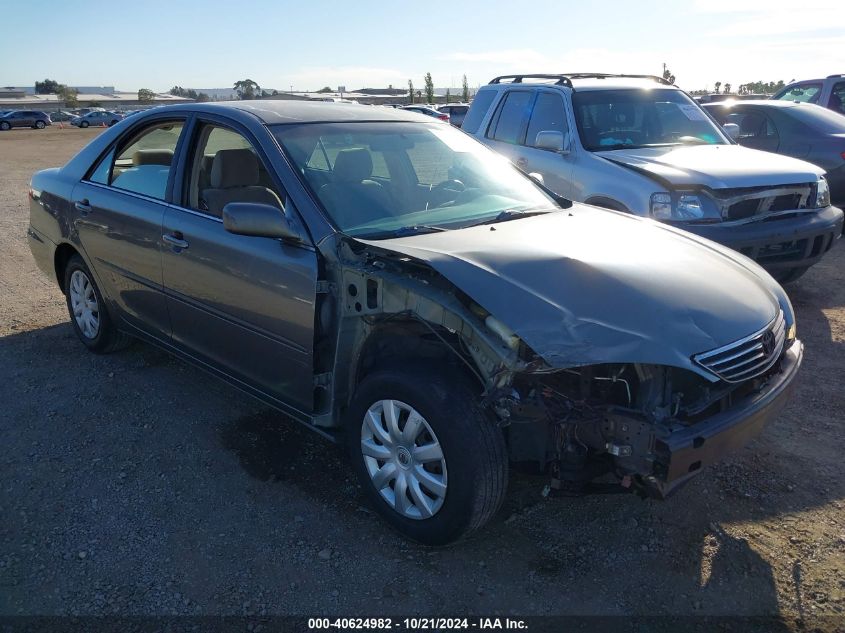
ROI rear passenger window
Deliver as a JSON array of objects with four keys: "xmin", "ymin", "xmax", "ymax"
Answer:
[
  {"xmin": 525, "ymin": 92, "xmax": 568, "ymax": 147},
  {"xmin": 461, "ymin": 90, "xmax": 497, "ymax": 134},
  {"xmin": 108, "ymin": 121, "xmax": 184, "ymax": 200},
  {"xmin": 187, "ymin": 123, "xmax": 286, "ymax": 218},
  {"xmin": 487, "ymin": 91, "xmax": 532, "ymax": 144}
]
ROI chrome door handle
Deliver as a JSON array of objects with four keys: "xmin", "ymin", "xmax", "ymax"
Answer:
[
  {"xmin": 74, "ymin": 199, "xmax": 92, "ymax": 214},
  {"xmin": 162, "ymin": 232, "xmax": 189, "ymax": 250}
]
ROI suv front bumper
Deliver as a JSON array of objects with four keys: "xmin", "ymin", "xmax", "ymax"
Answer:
[
  {"xmin": 646, "ymin": 340, "xmax": 803, "ymax": 498},
  {"xmin": 680, "ymin": 206, "xmax": 843, "ymax": 275}
]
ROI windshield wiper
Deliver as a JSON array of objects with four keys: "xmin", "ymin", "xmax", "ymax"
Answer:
[
  {"xmin": 464, "ymin": 208, "xmax": 552, "ymax": 228},
  {"xmin": 359, "ymin": 224, "xmax": 448, "ymax": 239}
]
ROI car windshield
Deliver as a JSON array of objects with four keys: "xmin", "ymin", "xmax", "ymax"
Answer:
[
  {"xmin": 273, "ymin": 121, "xmax": 558, "ymax": 238},
  {"xmin": 787, "ymin": 105, "xmax": 845, "ymax": 134},
  {"xmin": 572, "ymin": 89, "xmax": 728, "ymax": 151}
]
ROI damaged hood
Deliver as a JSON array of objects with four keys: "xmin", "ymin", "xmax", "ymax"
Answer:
[
  {"xmin": 360, "ymin": 206, "xmax": 781, "ymax": 377},
  {"xmin": 596, "ymin": 144, "xmax": 824, "ymax": 188}
]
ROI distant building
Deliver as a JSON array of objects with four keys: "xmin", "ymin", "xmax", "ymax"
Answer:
[{"xmin": 0, "ymin": 89, "xmax": 193, "ymax": 111}]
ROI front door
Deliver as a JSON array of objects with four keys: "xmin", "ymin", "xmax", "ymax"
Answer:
[
  {"xmin": 510, "ymin": 90, "xmax": 574, "ymax": 198},
  {"xmin": 161, "ymin": 120, "xmax": 318, "ymax": 413}
]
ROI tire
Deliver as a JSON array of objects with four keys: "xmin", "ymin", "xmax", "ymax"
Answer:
[
  {"xmin": 63, "ymin": 254, "xmax": 131, "ymax": 353},
  {"xmin": 0, "ymin": 121, "xmax": 9, "ymax": 131},
  {"xmin": 35, "ymin": 120, "xmax": 45, "ymax": 129},
  {"xmin": 346, "ymin": 364, "xmax": 508, "ymax": 545},
  {"xmin": 80, "ymin": 121, "xmax": 89, "ymax": 128}
]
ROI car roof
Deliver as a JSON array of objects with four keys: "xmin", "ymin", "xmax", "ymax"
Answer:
[{"xmin": 143, "ymin": 100, "xmax": 429, "ymax": 124}]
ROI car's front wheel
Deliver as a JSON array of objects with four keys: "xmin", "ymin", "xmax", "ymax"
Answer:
[
  {"xmin": 346, "ymin": 364, "xmax": 508, "ymax": 545},
  {"xmin": 80, "ymin": 121, "xmax": 89, "ymax": 128},
  {"xmin": 63, "ymin": 255, "xmax": 131, "ymax": 353},
  {"xmin": 35, "ymin": 120, "xmax": 46, "ymax": 129}
]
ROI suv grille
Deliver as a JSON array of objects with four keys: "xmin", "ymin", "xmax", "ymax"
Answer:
[
  {"xmin": 693, "ymin": 311, "xmax": 786, "ymax": 383},
  {"xmin": 708, "ymin": 185, "xmax": 814, "ymax": 221}
]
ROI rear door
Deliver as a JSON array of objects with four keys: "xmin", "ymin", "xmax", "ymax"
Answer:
[
  {"xmin": 72, "ymin": 116, "xmax": 188, "ymax": 339},
  {"xmin": 161, "ymin": 116, "xmax": 318, "ymax": 414},
  {"xmin": 509, "ymin": 90, "xmax": 574, "ymax": 197}
]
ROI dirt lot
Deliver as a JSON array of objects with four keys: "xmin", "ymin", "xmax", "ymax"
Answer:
[{"xmin": 1, "ymin": 127, "xmax": 844, "ymax": 627}]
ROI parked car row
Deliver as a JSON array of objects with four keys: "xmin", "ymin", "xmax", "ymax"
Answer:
[
  {"xmin": 28, "ymin": 93, "xmax": 824, "ymax": 544},
  {"xmin": 0, "ymin": 108, "xmax": 132, "ymax": 130}
]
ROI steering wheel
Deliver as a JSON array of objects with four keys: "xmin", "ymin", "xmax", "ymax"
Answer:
[{"xmin": 430, "ymin": 179, "xmax": 465, "ymax": 195}]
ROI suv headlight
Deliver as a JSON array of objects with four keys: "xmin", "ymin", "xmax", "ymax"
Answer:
[
  {"xmin": 650, "ymin": 192, "xmax": 720, "ymax": 222},
  {"xmin": 814, "ymin": 178, "xmax": 830, "ymax": 208}
]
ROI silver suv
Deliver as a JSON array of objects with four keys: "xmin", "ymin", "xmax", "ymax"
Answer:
[{"xmin": 463, "ymin": 73, "xmax": 844, "ymax": 282}]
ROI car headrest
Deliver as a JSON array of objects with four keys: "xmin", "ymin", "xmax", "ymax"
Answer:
[
  {"xmin": 333, "ymin": 148, "xmax": 373, "ymax": 183},
  {"xmin": 210, "ymin": 148, "xmax": 259, "ymax": 188},
  {"xmin": 133, "ymin": 149, "xmax": 174, "ymax": 166}
]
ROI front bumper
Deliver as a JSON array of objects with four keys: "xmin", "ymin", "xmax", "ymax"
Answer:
[
  {"xmin": 647, "ymin": 340, "xmax": 803, "ymax": 497},
  {"xmin": 680, "ymin": 206, "xmax": 843, "ymax": 274}
]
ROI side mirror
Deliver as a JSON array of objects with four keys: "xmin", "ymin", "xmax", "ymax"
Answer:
[
  {"xmin": 528, "ymin": 172, "xmax": 545, "ymax": 185},
  {"xmin": 534, "ymin": 130, "xmax": 569, "ymax": 154},
  {"xmin": 722, "ymin": 122, "xmax": 740, "ymax": 141},
  {"xmin": 222, "ymin": 202, "xmax": 302, "ymax": 242}
]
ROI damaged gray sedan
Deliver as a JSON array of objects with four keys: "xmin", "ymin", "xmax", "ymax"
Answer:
[{"xmin": 28, "ymin": 102, "xmax": 803, "ymax": 545}]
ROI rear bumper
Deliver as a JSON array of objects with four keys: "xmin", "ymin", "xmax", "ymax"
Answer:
[
  {"xmin": 27, "ymin": 225, "xmax": 56, "ymax": 282},
  {"xmin": 680, "ymin": 206, "xmax": 843, "ymax": 273},
  {"xmin": 648, "ymin": 340, "xmax": 803, "ymax": 497}
]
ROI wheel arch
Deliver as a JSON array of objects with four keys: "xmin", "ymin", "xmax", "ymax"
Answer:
[
  {"xmin": 584, "ymin": 195, "xmax": 630, "ymax": 212},
  {"xmin": 54, "ymin": 242, "xmax": 80, "ymax": 294}
]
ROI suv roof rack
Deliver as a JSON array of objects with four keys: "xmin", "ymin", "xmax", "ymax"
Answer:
[
  {"xmin": 489, "ymin": 74, "xmax": 573, "ymax": 88},
  {"xmin": 488, "ymin": 73, "xmax": 674, "ymax": 89},
  {"xmin": 562, "ymin": 73, "xmax": 673, "ymax": 85},
  {"xmin": 826, "ymin": 73, "xmax": 845, "ymax": 79}
]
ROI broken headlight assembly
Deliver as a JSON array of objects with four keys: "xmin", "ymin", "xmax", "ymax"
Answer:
[{"xmin": 650, "ymin": 191, "xmax": 721, "ymax": 223}]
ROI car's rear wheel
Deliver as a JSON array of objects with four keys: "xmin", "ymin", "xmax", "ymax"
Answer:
[
  {"xmin": 0, "ymin": 121, "xmax": 10, "ymax": 131},
  {"xmin": 35, "ymin": 120, "xmax": 45, "ymax": 129},
  {"xmin": 63, "ymin": 255, "xmax": 131, "ymax": 353},
  {"xmin": 346, "ymin": 364, "xmax": 508, "ymax": 545},
  {"xmin": 80, "ymin": 121, "xmax": 89, "ymax": 128}
]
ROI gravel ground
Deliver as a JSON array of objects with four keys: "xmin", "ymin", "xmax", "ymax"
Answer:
[{"xmin": 1, "ymin": 127, "xmax": 843, "ymax": 626}]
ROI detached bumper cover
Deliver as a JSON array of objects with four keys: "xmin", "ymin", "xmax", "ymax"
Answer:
[
  {"xmin": 651, "ymin": 340, "xmax": 803, "ymax": 496},
  {"xmin": 680, "ymin": 206, "xmax": 843, "ymax": 272}
]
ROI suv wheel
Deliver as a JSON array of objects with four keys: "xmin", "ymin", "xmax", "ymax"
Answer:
[
  {"xmin": 0, "ymin": 121, "xmax": 10, "ymax": 131},
  {"xmin": 63, "ymin": 255, "xmax": 131, "ymax": 353},
  {"xmin": 346, "ymin": 365, "xmax": 507, "ymax": 545},
  {"xmin": 35, "ymin": 120, "xmax": 46, "ymax": 129}
]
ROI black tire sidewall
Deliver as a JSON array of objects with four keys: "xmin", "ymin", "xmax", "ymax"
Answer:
[
  {"xmin": 346, "ymin": 366, "xmax": 502, "ymax": 545},
  {"xmin": 63, "ymin": 256, "xmax": 114, "ymax": 352},
  {"xmin": 80, "ymin": 121, "xmax": 89, "ymax": 128},
  {"xmin": 0, "ymin": 122, "xmax": 9, "ymax": 131},
  {"xmin": 36, "ymin": 121, "xmax": 45, "ymax": 129}
]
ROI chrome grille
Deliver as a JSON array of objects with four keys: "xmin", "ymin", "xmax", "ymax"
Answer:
[{"xmin": 693, "ymin": 311, "xmax": 786, "ymax": 383}]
